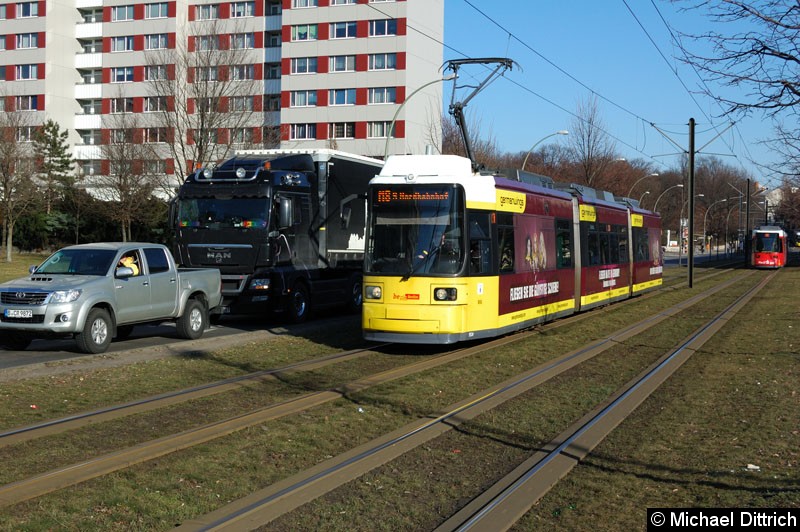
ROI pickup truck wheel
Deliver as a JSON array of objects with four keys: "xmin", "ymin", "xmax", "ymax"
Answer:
[
  {"xmin": 286, "ymin": 283, "xmax": 310, "ymax": 323},
  {"xmin": 177, "ymin": 299, "xmax": 206, "ymax": 340},
  {"xmin": 76, "ymin": 308, "xmax": 112, "ymax": 354},
  {"xmin": 1, "ymin": 333, "xmax": 32, "ymax": 351}
]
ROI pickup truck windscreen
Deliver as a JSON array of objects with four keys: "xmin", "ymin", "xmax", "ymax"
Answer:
[
  {"xmin": 36, "ymin": 249, "xmax": 117, "ymax": 275},
  {"xmin": 176, "ymin": 198, "xmax": 269, "ymax": 229}
]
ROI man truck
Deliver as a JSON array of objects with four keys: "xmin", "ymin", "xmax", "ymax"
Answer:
[{"xmin": 171, "ymin": 149, "xmax": 383, "ymax": 322}]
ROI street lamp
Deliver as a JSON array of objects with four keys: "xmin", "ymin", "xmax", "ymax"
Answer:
[
  {"xmin": 702, "ymin": 198, "xmax": 727, "ymax": 255},
  {"xmin": 627, "ymin": 172, "xmax": 659, "ymax": 197},
  {"xmin": 521, "ymin": 130, "xmax": 569, "ymax": 170},
  {"xmin": 639, "ymin": 190, "xmax": 650, "ymax": 204},
  {"xmin": 652, "ymin": 184, "xmax": 683, "ymax": 213},
  {"xmin": 383, "ymin": 74, "xmax": 456, "ymax": 160}
]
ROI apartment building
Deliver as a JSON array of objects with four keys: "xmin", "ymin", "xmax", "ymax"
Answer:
[{"xmin": 0, "ymin": 0, "xmax": 444, "ymax": 183}]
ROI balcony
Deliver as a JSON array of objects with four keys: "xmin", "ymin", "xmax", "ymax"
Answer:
[
  {"xmin": 75, "ymin": 52, "xmax": 102, "ymax": 69},
  {"xmin": 74, "ymin": 84, "xmax": 102, "ymax": 99},
  {"xmin": 75, "ymin": 22, "xmax": 102, "ymax": 39},
  {"xmin": 73, "ymin": 114, "xmax": 102, "ymax": 130},
  {"xmin": 73, "ymin": 144, "xmax": 102, "ymax": 160}
]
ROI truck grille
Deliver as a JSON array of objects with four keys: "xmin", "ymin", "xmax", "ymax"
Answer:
[
  {"xmin": 0, "ymin": 292, "xmax": 48, "ymax": 305},
  {"xmin": 0, "ymin": 315, "xmax": 45, "ymax": 324}
]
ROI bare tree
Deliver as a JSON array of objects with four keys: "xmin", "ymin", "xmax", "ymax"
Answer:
[
  {"xmin": 0, "ymin": 105, "xmax": 40, "ymax": 261},
  {"xmin": 569, "ymin": 96, "xmax": 617, "ymax": 188},
  {"xmin": 144, "ymin": 18, "xmax": 266, "ymax": 193},
  {"xmin": 95, "ymin": 110, "xmax": 159, "ymax": 242},
  {"xmin": 672, "ymin": 1, "xmax": 800, "ymax": 181}
]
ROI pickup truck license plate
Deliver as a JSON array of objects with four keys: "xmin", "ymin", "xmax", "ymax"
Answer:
[{"xmin": 5, "ymin": 309, "xmax": 33, "ymax": 318}]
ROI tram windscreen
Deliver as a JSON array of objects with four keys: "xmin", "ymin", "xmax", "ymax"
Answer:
[
  {"xmin": 755, "ymin": 232, "xmax": 782, "ymax": 252},
  {"xmin": 365, "ymin": 185, "xmax": 464, "ymax": 276}
]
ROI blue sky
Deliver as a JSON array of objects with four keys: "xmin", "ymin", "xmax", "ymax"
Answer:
[{"xmin": 440, "ymin": 1, "xmax": 780, "ymax": 188}]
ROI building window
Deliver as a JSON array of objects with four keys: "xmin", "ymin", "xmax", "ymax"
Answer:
[
  {"xmin": 16, "ymin": 33, "xmax": 38, "ymax": 49},
  {"xmin": 15, "ymin": 64, "xmax": 38, "ymax": 80},
  {"xmin": 194, "ymin": 129, "xmax": 219, "ymax": 144},
  {"xmin": 369, "ymin": 0, "xmax": 394, "ymax": 2},
  {"xmin": 369, "ymin": 53, "xmax": 397, "ymax": 70},
  {"xmin": 110, "ymin": 161, "xmax": 132, "ymax": 175},
  {"xmin": 329, "ymin": 88, "xmax": 356, "ymax": 106},
  {"xmin": 110, "ymin": 97, "xmax": 133, "ymax": 113},
  {"xmin": 266, "ymin": 96, "xmax": 281, "ymax": 111},
  {"xmin": 230, "ymin": 96, "xmax": 254, "ymax": 112},
  {"xmin": 145, "ymin": 64, "xmax": 168, "ymax": 81},
  {"xmin": 231, "ymin": 33, "xmax": 254, "ymax": 50},
  {"xmin": 368, "ymin": 87, "xmax": 396, "ymax": 104},
  {"xmin": 231, "ymin": 2, "xmax": 254, "ymax": 17},
  {"xmin": 111, "ymin": 36, "xmax": 134, "ymax": 52},
  {"xmin": 15, "ymin": 95, "xmax": 37, "ymax": 111},
  {"xmin": 145, "ymin": 2, "xmax": 168, "ymax": 19},
  {"xmin": 290, "ymin": 124, "xmax": 316, "ymax": 140},
  {"xmin": 0, "ymin": 36, "xmax": 5, "ymax": 50},
  {"xmin": 111, "ymin": 67, "xmax": 134, "ymax": 83},
  {"xmin": 330, "ymin": 21, "xmax": 356, "ymax": 39},
  {"xmin": 331, "ymin": 0, "xmax": 355, "ymax": 5},
  {"xmin": 110, "ymin": 129, "xmax": 130, "ymax": 144},
  {"xmin": 196, "ymin": 35, "xmax": 219, "ymax": 51},
  {"xmin": 195, "ymin": 67, "xmax": 219, "ymax": 82},
  {"xmin": 144, "ymin": 160, "xmax": 166, "ymax": 174},
  {"xmin": 16, "ymin": 2, "xmax": 38, "ymax": 17},
  {"xmin": 368, "ymin": 121, "xmax": 394, "ymax": 138},
  {"xmin": 196, "ymin": 98, "xmax": 220, "ymax": 112},
  {"xmin": 145, "ymin": 127, "xmax": 167, "ymax": 143},
  {"xmin": 231, "ymin": 128, "xmax": 253, "ymax": 144},
  {"xmin": 111, "ymin": 5, "xmax": 134, "ymax": 22},
  {"xmin": 369, "ymin": 19, "xmax": 398, "ymax": 36},
  {"xmin": 231, "ymin": 64, "xmax": 255, "ymax": 80},
  {"xmin": 290, "ymin": 57, "xmax": 317, "ymax": 74},
  {"xmin": 144, "ymin": 96, "xmax": 167, "ymax": 112},
  {"xmin": 196, "ymin": 4, "xmax": 218, "ymax": 20},
  {"xmin": 291, "ymin": 24, "xmax": 317, "ymax": 42},
  {"xmin": 145, "ymin": 34, "xmax": 168, "ymax": 50},
  {"xmin": 292, "ymin": 0, "xmax": 318, "ymax": 7},
  {"xmin": 266, "ymin": 63, "xmax": 281, "ymax": 79},
  {"xmin": 290, "ymin": 90, "xmax": 317, "ymax": 107},
  {"xmin": 17, "ymin": 126, "xmax": 36, "ymax": 142},
  {"xmin": 329, "ymin": 122, "xmax": 355, "ymax": 139},
  {"xmin": 329, "ymin": 55, "xmax": 355, "ymax": 73},
  {"xmin": 0, "ymin": 5, "xmax": 6, "ymax": 18}
]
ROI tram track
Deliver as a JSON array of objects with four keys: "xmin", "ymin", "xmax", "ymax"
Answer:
[
  {"xmin": 0, "ymin": 267, "xmax": 753, "ymax": 519},
  {"xmin": 172, "ymin": 270, "xmax": 760, "ymax": 531}
]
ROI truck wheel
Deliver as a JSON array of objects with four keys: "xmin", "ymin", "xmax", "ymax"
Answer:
[
  {"xmin": 76, "ymin": 308, "xmax": 112, "ymax": 354},
  {"xmin": 177, "ymin": 299, "xmax": 206, "ymax": 340},
  {"xmin": 287, "ymin": 283, "xmax": 310, "ymax": 323},
  {"xmin": 345, "ymin": 274, "xmax": 363, "ymax": 313},
  {"xmin": 115, "ymin": 325, "xmax": 135, "ymax": 340},
  {"xmin": 1, "ymin": 333, "xmax": 32, "ymax": 351}
]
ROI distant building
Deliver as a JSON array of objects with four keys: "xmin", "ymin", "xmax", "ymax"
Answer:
[{"xmin": 0, "ymin": 0, "xmax": 444, "ymax": 186}]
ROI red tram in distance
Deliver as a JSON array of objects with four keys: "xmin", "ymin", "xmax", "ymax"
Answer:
[
  {"xmin": 751, "ymin": 226, "xmax": 788, "ymax": 269},
  {"xmin": 362, "ymin": 154, "xmax": 663, "ymax": 344}
]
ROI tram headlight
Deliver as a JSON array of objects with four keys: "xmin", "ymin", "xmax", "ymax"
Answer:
[
  {"xmin": 434, "ymin": 287, "xmax": 457, "ymax": 301},
  {"xmin": 365, "ymin": 285, "xmax": 382, "ymax": 300}
]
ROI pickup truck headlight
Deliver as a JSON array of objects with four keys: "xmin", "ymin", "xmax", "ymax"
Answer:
[
  {"xmin": 49, "ymin": 289, "xmax": 82, "ymax": 303},
  {"xmin": 249, "ymin": 278, "xmax": 270, "ymax": 290}
]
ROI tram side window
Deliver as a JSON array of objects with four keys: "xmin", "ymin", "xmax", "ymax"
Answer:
[
  {"xmin": 634, "ymin": 228, "xmax": 649, "ymax": 262},
  {"xmin": 555, "ymin": 219, "xmax": 572, "ymax": 268},
  {"xmin": 497, "ymin": 214, "xmax": 515, "ymax": 273},
  {"xmin": 618, "ymin": 226, "xmax": 629, "ymax": 263},
  {"xmin": 469, "ymin": 212, "xmax": 493, "ymax": 275},
  {"xmin": 585, "ymin": 223, "xmax": 600, "ymax": 266}
]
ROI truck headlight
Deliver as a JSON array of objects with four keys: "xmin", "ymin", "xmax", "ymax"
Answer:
[
  {"xmin": 365, "ymin": 285, "xmax": 382, "ymax": 300},
  {"xmin": 250, "ymin": 278, "xmax": 270, "ymax": 290},
  {"xmin": 434, "ymin": 287, "xmax": 457, "ymax": 301},
  {"xmin": 49, "ymin": 289, "xmax": 82, "ymax": 303}
]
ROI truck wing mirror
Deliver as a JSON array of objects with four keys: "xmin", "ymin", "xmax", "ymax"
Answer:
[{"xmin": 278, "ymin": 196, "xmax": 295, "ymax": 228}]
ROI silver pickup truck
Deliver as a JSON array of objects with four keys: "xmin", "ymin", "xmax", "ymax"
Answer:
[{"xmin": 0, "ymin": 243, "xmax": 222, "ymax": 354}]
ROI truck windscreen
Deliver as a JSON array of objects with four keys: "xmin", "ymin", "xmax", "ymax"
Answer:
[{"xmin": 177, "ymin": 198, "xmax": 269, "ymax": 229}]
